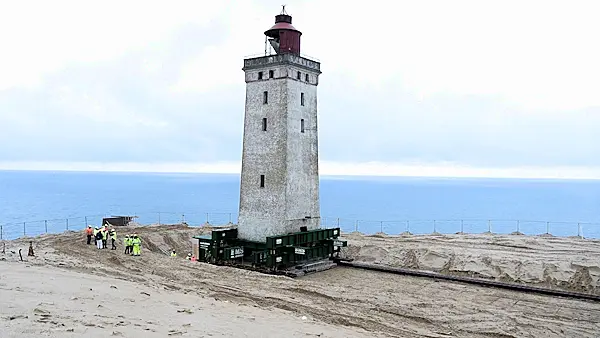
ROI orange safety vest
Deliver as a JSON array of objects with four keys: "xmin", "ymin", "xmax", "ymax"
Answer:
[{"xmin": 85, "ymin": 228, "xmax": 93, "ymax": 235}]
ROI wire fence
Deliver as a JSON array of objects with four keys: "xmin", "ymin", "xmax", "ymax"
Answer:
[
  {"xmin": 324, "ymin": 218, "xmax": 600, "ymax": 239},
  {"xmin": 1, "ymin": 212, "xmax": 599, "ymax": 240}
]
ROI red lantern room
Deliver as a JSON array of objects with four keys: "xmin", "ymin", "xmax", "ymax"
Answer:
[{"xmin": 264, "ymin": 6, "xmax": 301, "ymax": 55}]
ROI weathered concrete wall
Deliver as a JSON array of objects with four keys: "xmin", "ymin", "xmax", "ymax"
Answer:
[
  {"xmin": 238, "ymin": 55, "xmax": 321, "ymax": 242},
  {"xmin": 285, "ymin": 77, "xmax": 320, "ymax": 232}
]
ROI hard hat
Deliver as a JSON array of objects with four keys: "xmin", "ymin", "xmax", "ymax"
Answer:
[{"xmin": 87, "ymin": 225, "xmax": 92, "ymax": 228}]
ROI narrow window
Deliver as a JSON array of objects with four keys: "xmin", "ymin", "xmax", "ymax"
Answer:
[
  {"xmin": 297, "ymin": 71, "xmax": 301, "ymax": 79},
  {"xmin": 300, "ymin": 92, "xmax": 305, "ymax": 106},
  {"xmin": 260, "ymin": 175, "xmax": 265, "ymax": 188},
  {"xmin": 269, "ymin": 70, "xmax": 274, "ymax": 78},
  {"xmin": 258, "ymin": 71, "xmax": 263, "ymax": 80},
  {"xmin": 263, "ymin": 91, "xmax": 268, "ymax": 104},
  {"xmin": 300, "ymin": 119, "xmax": 305, "ymax": 133},
  {"xmin": 305, "ymin": 74, "xmax": 309, "ymax": 82},
  {"xmin": 262, "ymin": 117, "xmax": 267, "ymax": 131}
]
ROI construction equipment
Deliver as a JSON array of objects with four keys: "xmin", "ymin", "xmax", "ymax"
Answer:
[
  {"xmin": 193, "ymin": 227, "xmax": 347, "ymax": 276},
  {"xmin": 102, "ymin": 216, "xmax": 136, "ymax": 227}
]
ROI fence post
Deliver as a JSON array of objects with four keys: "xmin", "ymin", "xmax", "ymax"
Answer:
[
  {"xmin": 66, "ymin": 218, "xmax": 69, "ymax": 231},
  {"xmin": 354, "ymin": 220, "xmax": 358, "ymax": 232},
  {"xmin": 45, "ymin": 220, "xmax": 48, "ymax": 233},
  {"xmin": 205, "ymin": 213, "xmax": 209, "ymax": 224},
  {"xmin": 181, "ymin": 214, "xmax": 186, "ymax": 224},
  {"xmin": 85, "ymin": 216, "xmax": 88, "ymax": 227},
  {"xmin": 158, "ymin": 212, "xmax": 161, "ymax": 226},
  {"xmin": 336, "ymin": 218, "xmax": 340, "ymax": 227},
  {"xmin": 406, "ymin": 220, "xmax": 410, "ymax": 233},
  {"xmin": 460, "ymin": 220, "xmax": 464, "ymax": 233},
  {"xmin": 546, "ymin": 221, "xmax": 550, "ymax": 235},
  {"xmin": 0, "ymin": 224, "xmax": 3, "ymax": 240},
  {"xmin": 23, "ymin": 222, "xmax": 26, "ymax": 236},
  {"xmin": 433, "ymin": 220, "xmax": 437, "ymax": 233},
  {"xmin": 577, "ymin": 222, "xmax": 581, "ymax": 237},
  {"xmin": 488, "ymin": 220, "xmax": 492, "ymax": 233},
  {"xmin": 380, "ymin": 221, "xmax": 383, "ymax": 233},
  {"xmin": 516, "ymin": 220, "xmax": 520, "ymax": 233}
]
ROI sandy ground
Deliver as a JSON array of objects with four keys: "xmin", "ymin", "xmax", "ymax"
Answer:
[
  {"xmin": 0, "ymin": 264, "xmax": 368, "ymax": 337},
  {"xmin": 341, "ymin": 232, "xmax": 600, "ymax": 294},
  {"xmin": 1, "ymin": 224, "xmax": 600, "ymax": 338}
]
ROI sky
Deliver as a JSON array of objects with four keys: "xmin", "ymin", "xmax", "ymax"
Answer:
[{"xmin": 0, "ymin": 0, "xmax": 599, "ymax": 179}]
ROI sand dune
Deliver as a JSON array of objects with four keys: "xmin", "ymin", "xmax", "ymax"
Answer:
[
  {"xmin": 1, "ymin": 224, "xmax": 600, "ymax": 337},
  {"xmin": 341, "ymin": 232, "xmax": 600, "ymax": 294}
]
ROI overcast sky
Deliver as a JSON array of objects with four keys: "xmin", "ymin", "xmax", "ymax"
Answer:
[{"xmin": 1, "ymin": 0, "xmax": 599, "ymax": 178}]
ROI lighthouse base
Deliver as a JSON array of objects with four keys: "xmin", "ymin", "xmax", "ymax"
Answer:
[{"xmin": 193, "ymin": 227, "xmax": 347, "ymax": 277}]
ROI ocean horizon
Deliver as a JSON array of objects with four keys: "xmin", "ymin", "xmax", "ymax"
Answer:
[{"xmin": 1, "ymin": 169, "xmax": 599, "ymax": 240}]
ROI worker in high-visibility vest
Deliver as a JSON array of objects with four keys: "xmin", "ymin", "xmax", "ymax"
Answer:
[
  {"xmin": 93, "ymin": 226, "xmax": 100, "ymax": 245},
  {"xmin": 109, "ymin": 229, "xmax": 117, "ymax": 250},
  {"xmin": 85, "ymin": 225, "xmax": 93, "ymax": 245},
  {"xmin": 127, "ymin": 234, "xmax": 134, "ymax": 254},
  {"xmin": 131, "ymin": 234, "xmax": 141, "ymax": 256},
  {"xmin": 101, "ymin": 227, "xmax": 108, "ymax": 249},
  {"xmin": 171, "ymin": 250, "xmax": 177, "ymax": 257},
  {"xmin": 124, "ymin": 235, "xmax": 130, "ymax": 254}
]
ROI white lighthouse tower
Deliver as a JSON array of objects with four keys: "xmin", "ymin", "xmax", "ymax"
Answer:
[{"xmin": 237, "ymin": 7, "xmax": 322, "ymax": 242}]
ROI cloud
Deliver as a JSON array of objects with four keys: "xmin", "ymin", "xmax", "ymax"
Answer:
[
  {"xmin": 1, "ymin": 160, "xmax": 599, "ymax": 180},
  {"xmin": 0, "ymin": 0, "xmax": 599, "ymax": 177}
]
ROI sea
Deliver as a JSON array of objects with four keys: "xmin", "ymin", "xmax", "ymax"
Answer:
[{"xmin": 0, "ymin": 170, "xmax": 599, "ymax": 240}]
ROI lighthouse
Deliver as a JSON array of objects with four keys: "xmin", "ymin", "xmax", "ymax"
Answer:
[{"xmin": 238, "ymin": 7, "xmax": 322, "ymax": 242}]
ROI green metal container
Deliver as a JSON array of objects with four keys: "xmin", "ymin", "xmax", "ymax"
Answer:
[
  {"xmin": 211, "ymin": 228, "xmax": 238, "ymax": 241},
  {"xmin": 266, "ymin": 227, "xmax": 341, "ymax": 249}
]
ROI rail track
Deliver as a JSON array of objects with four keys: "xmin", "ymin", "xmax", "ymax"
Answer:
[
  {"xmin": 211, "ymin": 257, "xmax": 600, "ymax": 302},
  {"xmin": 333, "ymin": 259, "xmax": 600, "ymax": 302}
]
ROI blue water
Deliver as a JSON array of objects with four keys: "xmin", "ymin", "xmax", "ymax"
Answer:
[{"xmin": 1, "ymin": 170, "xmax": 599, "ymax": 240}]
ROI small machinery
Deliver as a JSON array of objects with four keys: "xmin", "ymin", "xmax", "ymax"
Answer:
[{"xmin": 193, "ymin": 227, "xmax": 347, "ymax": 276}]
